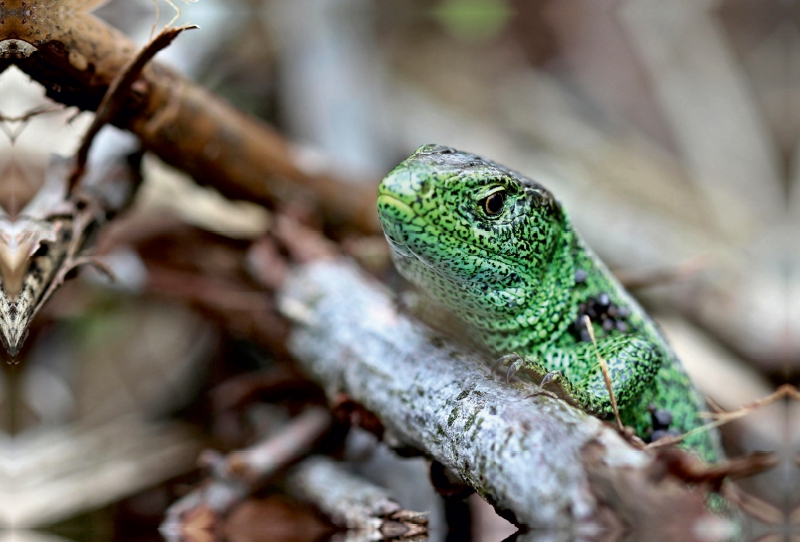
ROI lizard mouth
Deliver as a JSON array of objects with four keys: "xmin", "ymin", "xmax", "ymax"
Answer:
[
  {"xmin": 377, "ymin": 194, "xmax": 448, "ymax": 265},
  {"xmin": 378, "ymin": 195, "xmax": 505, "ymax": 287},
  {"xmin": 377, "ymin": 194, "xmax": 421, "ymax": 245}
]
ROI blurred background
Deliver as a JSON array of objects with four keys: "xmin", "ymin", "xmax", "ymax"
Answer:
[{"xmin": 0, "ymin": 0, "xmax": 797, "ymax": 540}]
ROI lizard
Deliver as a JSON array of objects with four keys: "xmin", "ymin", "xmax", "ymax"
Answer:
[{"xmin": 376, "ymin": 144, "xmax": 723, "ymax": 463}]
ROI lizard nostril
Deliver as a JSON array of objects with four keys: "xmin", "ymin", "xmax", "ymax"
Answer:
[{"xmin": 420, "ymin": 180, "xmax": 433, "ymax": 196}]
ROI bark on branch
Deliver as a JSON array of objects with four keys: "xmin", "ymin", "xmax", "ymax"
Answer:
[
  {"xmin": 5, "ymin": 1, "xmax": 379, "ymax": 234},
  {"xmin": 278, "ymin": 260, "xmax": 725, "ymax": 530},
  {"xmin": 286, "ymin": 456, "xmax": 428, "ymax": 539}
]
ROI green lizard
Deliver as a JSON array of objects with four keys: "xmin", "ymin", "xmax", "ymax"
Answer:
[{"xmin": 376, "ymin": 144, "xmax": 722, "ymax": 463}]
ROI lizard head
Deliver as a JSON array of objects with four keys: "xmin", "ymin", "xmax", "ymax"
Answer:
[{"xmin": 377, "ymin": 144, "xmax": 565, "ymax": 323}]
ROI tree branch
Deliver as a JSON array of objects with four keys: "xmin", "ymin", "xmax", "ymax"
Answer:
[
  {"xmin": 161, "ymin": 407, "xmax": 332, "ymax": 533},
  {"xmin": 8, "ymin": 2, "xmax": 379, "ymax": 234},
  {"xmin": 277, "ymin": 260, "xmax": 726, "ymax": 529},
  {"xmin": 286, "ymin": 456, "xmax": 428, "ymax": 538},
  {"xmin": 68, "ymin": 24, "xmax": 197, "ymax": 192}
]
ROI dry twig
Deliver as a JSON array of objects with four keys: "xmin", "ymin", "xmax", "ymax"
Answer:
[
  {"xmin": 68, "ymin": 24, "xmax": 197, "ymax": 192},
  {"xmin": 287, "ymin": 456, "xmax": 428, "ymax": 538},
  {"xmin": 161, "ymin": 407, "xmax": 332, "ymax": 534},
  {"xmin": 0, "ymin": 105, "xmax": 65, "ymax": 142},
  {"xmin": 648, "ymin": 384, "xmax": 800, "ymax": 450},
  {"xmin": 584, "ymin": 315, "xmax": 624, "ymax": 432}
]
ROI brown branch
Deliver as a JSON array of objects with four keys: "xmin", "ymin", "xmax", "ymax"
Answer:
[
  {"xmin": 161, "ymin": 407, "xmax": 332, "ymax": 532},
  {"xmin": 9, "ymin": 3, "xmax": 380, "ymax": 234},
  {"xmin": 68, "ymin": 24, "xmax": 197, "ymax": 192},
  {"xmin": 654, "ymin": 448, "xmax": 777, "ymax": 491}
]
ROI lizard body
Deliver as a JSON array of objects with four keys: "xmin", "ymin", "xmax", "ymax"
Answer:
[{"xmin": 377, "ymin": 144, "xmax": 722, "ymax": 463}]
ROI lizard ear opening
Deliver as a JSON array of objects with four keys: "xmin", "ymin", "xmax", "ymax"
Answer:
[
  {"xmin": 548, "ymin": 198, "xmax": 564, "ymax": 222},
  {"xmin": 529, "ymin": 188, "xmax": 563, "ymax": 223}
]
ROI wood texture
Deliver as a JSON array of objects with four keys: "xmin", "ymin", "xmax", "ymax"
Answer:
[{"xmin": 279, "ymin": 259, "xmax": 722, "ymax": 528}]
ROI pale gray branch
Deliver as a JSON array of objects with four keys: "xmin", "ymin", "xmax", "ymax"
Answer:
[
  {"xmin": 287, "ymin": 456, "xmax": 428, "ymax": 539},
  {"xmin": 278, "ymin": 260, "xmax": 719, "ymax": 529}
]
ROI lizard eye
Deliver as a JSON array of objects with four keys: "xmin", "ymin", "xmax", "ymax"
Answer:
[{"xmin": 482, "ymin": 190, "xmax": 506, "ymax": 216}]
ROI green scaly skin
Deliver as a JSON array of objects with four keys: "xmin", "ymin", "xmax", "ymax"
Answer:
[{"xmin": 377, "ymin": 144, "xmax": 723, "ymax": 463}]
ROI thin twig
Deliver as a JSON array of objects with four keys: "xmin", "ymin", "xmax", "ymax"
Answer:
[
  {"xmin": 701, "ymin": 384, "xmax": 800, "ymax": 419},
  {"xmin": 151, "ymin": 0, "xmax": 198, "ymax": 38},
  {"xmin": 68, "ymin": 24, "xmax": 197, "ymax": 193},
  {"xmin": 0, "ymin": 105, "xmax": 66, "ymax": 143},
  {"xmin": 0, "ymin": 105, "xmax": 65, "ymax": 123},
  {"xmin": 161, "ymin": 407, "xmax": 332, "ymax": 532},
  {"xmin": 648, "ymin": 384, "xmax": 800, "ymax": 449},
  {"xmin": 705, "ymin": 395, "xmax": 727, "ymax": 415},
  {"xmin": 165, "ymin": 0, "xmax": 198, "ymax": 32},
  {"xmin": 584, "ymin": 315, "xmax": 623, "ymax": 431},
  {"xmin": 150, "ymin": 0, "xmax": 161, "ymax": 40}
]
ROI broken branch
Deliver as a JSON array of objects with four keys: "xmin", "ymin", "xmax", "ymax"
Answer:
[
  {"xmin": 286, "ymin": 456, "xmax": 428, "ymax": 537},
  {"xmin": 161, "ymin": 407, "xmax": 332, "ymax": 532}
]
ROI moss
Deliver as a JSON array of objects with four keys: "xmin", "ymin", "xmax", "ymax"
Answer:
[
  {"xmin": 448, "ymin": 406, "xmax": 460, "ymax": 426},
  {"xmin": 464, "ymin": 406, "xmax": 483, "ymax": 432},
  {"xmin": 470, "ymin": 416, "xmax": 484, "ymax": 439}
]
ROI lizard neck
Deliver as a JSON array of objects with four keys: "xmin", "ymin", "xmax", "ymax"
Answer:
[{"xmin": 474, "ymin": 218, "xmax": 579, "ymax": 355}]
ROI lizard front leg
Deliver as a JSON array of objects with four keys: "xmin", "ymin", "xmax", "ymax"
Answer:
[{"xmin": 498, "ymin": 335, "xmax": 662, "ymax": 417}]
